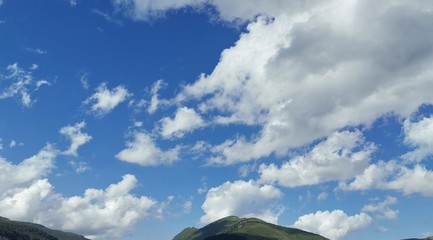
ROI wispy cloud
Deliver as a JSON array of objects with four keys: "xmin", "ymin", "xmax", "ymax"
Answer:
[
  {"xmin": 92, "ymin": 9, "xmax": 123, "ymax": 25},
  {"xmin": 0, "ymin": 63, "xmax": 51, "ymax": 107},
  {"xmin": 23, "ymin": 47, "xmax": 47, "ymax": 55}
]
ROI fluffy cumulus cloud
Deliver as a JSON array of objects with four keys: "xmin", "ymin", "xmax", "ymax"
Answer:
[
  {"xmin": 0, "ymin": 63, "xmax": 51, "ymax": 107},
  {"xmin": 0, "ymin": 145, "xmax": 57, "ymax": 193},
  {"xmin": 339, "ymin": 160, "xmax": 433, "ymax": 196},
  {"xmin": 200, "ymin": 180, "xmax": 283, "ymax": 224},
  {"xmin": 402, "ymin": 116, "xmax": 433, "ymax": 161},
  {"xmin": 160, "ymin": 107, "xmax": 205, "ymax": 139},
  {"xmin": 258, "ymin": 130, "xmax": 375, "ymax": 187},
  {"xmin": 292, "ymin": 210, "xmax": 372, "ymax": 240},
  {"xmin": 167, "ymin": 0, "xmax": 433, "ymax": 165},
  {"xmin": 60, "ymin": 121, "xmax": 92, "ymax": 156},
  {"xmin": 115, "ymin": 132, "xmax": 179, "ymax": 166},
  {"xmin": 0, "ymin": 173, "xmax": 157, "ymax": 239},
  {"xmin": 45, "ymin": 174, "xmax": 156, "ymax": 239},
  {"xmin": 84, "ymin": 83, "xmax": 131, "ymax": 117}
]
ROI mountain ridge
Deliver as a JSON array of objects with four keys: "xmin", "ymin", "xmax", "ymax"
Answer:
[
  {"xmin": 172, "ymin": 216, "xmax": 329, "ymax": 240},
  {"xmin": 0, "ymin": 216, "xmax": 89, "ymax": 240}
]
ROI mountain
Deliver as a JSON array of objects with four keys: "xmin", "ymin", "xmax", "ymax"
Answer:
[
  {"xmin": 0, "ymin": 216, "xmax": 89, "ymax": 240},
  {"xmin": 172, "ymin": 216, "xmax": 329, "ymax": 240},
  {"xmin": 402, "ymin": 237, "xmax": 433, "ymax": 240}
]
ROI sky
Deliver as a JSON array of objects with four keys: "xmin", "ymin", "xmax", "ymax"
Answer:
[{"xmin": 1, "ymin": 0, "xmax": 433, "ymax": 239}]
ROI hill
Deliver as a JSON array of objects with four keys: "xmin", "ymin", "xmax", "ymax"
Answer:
[
  {"xmin": 172, "ymin": 216, "xmax": 329, "ymax": 240},
  {"xmin": 0, "ymin": 216, "xmax": 89, "ymax": 240}
]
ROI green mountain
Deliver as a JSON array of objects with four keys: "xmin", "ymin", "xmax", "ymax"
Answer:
[
  {"xmin": 172, "ymin": 216, "xmax": 329, "ymax": 240},
  {"xmin": 0, "ymin": 216, "xmax": 89, "ymax": 240}
]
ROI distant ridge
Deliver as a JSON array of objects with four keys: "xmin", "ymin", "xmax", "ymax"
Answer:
[
  {"xmin": 172, "ymin": 216, "xmax": 329, "ymax": 240},
  {"xmin": 0, "ymin": 216, "xmax": 89, "ymax": 240}
]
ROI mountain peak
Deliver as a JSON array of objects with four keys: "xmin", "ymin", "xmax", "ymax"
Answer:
[{"xmin": 172, "ymin": 216, "xmax": 328, "ymax": 240}]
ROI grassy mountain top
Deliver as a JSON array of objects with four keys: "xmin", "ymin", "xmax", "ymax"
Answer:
[
  {"xmin": 172, "ymin": 216, "xmax": 329, "ymax": 240},
  {"xmin": 0, "ymin": 216, "xmax": 89, "ymax": 240}
]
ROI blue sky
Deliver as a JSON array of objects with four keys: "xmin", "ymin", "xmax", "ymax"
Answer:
[{"xmin": 1, "ymin": 1, "xmax": 433, "ymax": 239}]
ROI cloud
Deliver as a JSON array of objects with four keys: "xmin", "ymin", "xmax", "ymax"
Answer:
[
  {"xmin": 0, "ymin": 174, "xmax": 157, "ymax": 240},
  {"xmin": 92, "ymin": 9, "xmax": 123, "ymax": 25},
  {"xmin": 60, "ymin": 121, "xmax": 92, "ymax": 156},
  {"xmin": 200, "ymin": 180, "xmax": 283, "ymax": 224},
  {"xmin": 78, "ymin": 70, "xmax": 90, "ymax": 90},
  {"xmin": 292, "ymin": 210, "xmax": 372, "ymax": 240},
  {"xmin": 9, "ymin": 140, "xmax": 16, "ymax": 148},
  {"xmin": 0, "ymin": 63, "xmax": 51, "ymax": 107},
  {"xmin": 257, "ymin": 130, "xmax": 375, "ymax": 186},
  {"xmin": 0, "ymin": 179, "xmax": 53, "ymax": 221},
  {"xmin": 23, "ymin": 47, "xmax": 47, "ymax": 55},
  {"xmin": 69, "ymin": 160, "xmax": 90, "ymax": 173},
  {"xmin": 147, "ymin": 79, "xmax": 167, "ymax": 114},
  {"xmin": 112, "ymin": 0, "xmax": 204, "ymax": 21},
  {"xmin": 47, "ymin": 174, "xmax": 156, "ymax": 239},
  {"xmin": 362, "ymin": 196, "xmax": 399, "ymax": 220},
  {"xmin": 115, "ymin": 132, "xmax": 179, "ymax": 166},
  {"xmin": 160, "ymin": 107, "xmax": 205, "ymax": 139},
  {"xmin": 171, "ymin": 0, "xmax": 433, "ymax": 164},
  {"xmin": 339, "ymin": 160, "xmax": 433, "ymax": 197},
  {"xmin": 84, "ymin": 83, "xmax": 131, "ymax": 117},
  {"xmin": 402, "ymin": 116, "xmax": 433, "ymax": 161},
  {"xmin": 0, "ymin": 145, "xmax": 57, "ymax": 193}
]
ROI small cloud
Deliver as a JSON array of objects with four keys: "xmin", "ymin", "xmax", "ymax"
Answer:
[
  {"xmin": 361, "ymin": 196, "xmax": 399, "ymax": 220},
  {"xmin": 78, "ymin": 70, "xmax": 90, "ymax": 90},
  {"xmin": 69, "ymin": 160, "xmax": 90, "ymax": 173},
  {"xmin": 23, "ymin": 47, "xmax": 47, "ymax": 55},
  {"xmin": 147, "ymin": 79, "xmax": 168, "ymax": 114},
  {"xmin": 68, "ymin": 0, "xmax": 77, "ymax": 7},
  {"xmin": 59, "ymin": 121, "xmax": 92, "ymax": 156},
  {"xmin": 84, "ymin": 83, "xmax": 131, "ymax": 117},
  {"xmin": 160, "ymin": 107, "xmax": 205, "ymax": 139},
  {"xmin": 9, "ymin": 140, "xmax": 16, "ymax": 148},
  {"xmin": 115, "ymin": 132, "xmax": 180, "ymax": 166},
  {"xmin": 317, "ymin": 192, "xmax": 328, "ymax": 201},
  {"xmin": 92, "ymin": 9, "xmax": 123, "ymax": 25}
]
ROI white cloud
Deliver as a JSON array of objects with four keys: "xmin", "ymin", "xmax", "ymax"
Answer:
[
  {"xmin": 258, "ymin": 130, "xmax": 375, "ymax": 187},
  {"xmin": 317, "ymin": 192, "xmax": 328, "ymax": 201},
  {"xmin": 115, "ymin": 132, "xmax": 179, "ymax": 166},
  {"xmin": 0, "ymin": 63, "xmax": 51, "ymax": 107},
  {"xmin": 23, "ymin": 47, "xmax": 47, "ymax": 55},
  {"xmin": 147, "ymin": 79, "xmax": 167, "ymax": 114},
  {"xmin": 362, "ymin": 196, "xmax": 399, "ymax": 220},
  {"xmin": 200, "ymin": 180, "xmax": 283, "ymax": 224},
  {"xmin": 78, "ymin": 70, "xmax": 90, "ymax": 90},
  {"xmin": 84, "ymin": 83, "xmax": 131, "ymax": 117},
  {"xmin": 47, "ymin": 174, "xmax": 156, "ymax": 239},
  {"xmin": 160, "ymin": 107, "xmax": 205, "ymax": 138},
  {"xmin": 0, "ymin": 145, "xmax": 57, "ymax": 193},
  {"xmin": 0, "ymin": 179, "xmax": 53, "ymax": 221},
  {"xmin": 0, "ymin": 174, "xmax": 157, "ymax": 240},
  {"xmin": 112, "ymin": 0, "xmax": 204, "ymax": 21},
  {"xmin": 340, "ymin": 161, "xmax": 433, "ymax": 197},
  {"xmin": 60, "ymin": 121, "xmax": 92, "ymax": 156},
  {"xmin": 69, "ymin": 160, "xmax": 90, "ymax": 173},
  {"xmin": 292, "ymin": 210, "xmax": 372, "ymax": 240},
  {"xmin": 69, "ymin": 0, "xmax": 77, "ymax": 6},
  {"xmin": 171, "ymin": 0, "xmax": 433, "ymax": 164},
  {"xmin": 92, "ymin": 9, "xmax": 123, "ymax": 25},
  {"xmin": 402, "ymin": 117, "xmax": 433, "ymax": 161}
]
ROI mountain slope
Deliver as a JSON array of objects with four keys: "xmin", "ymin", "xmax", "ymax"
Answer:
[
  {"xmin": 0, "ymin": 216, "xmax": 89, "ymax": 240},
  {"xmin": 172, "ymin": 216, "xmax": 328, "ymax": 240}
]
